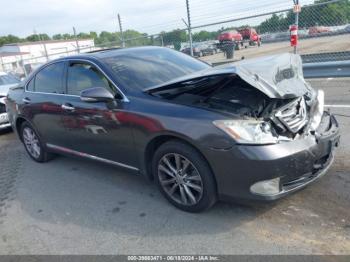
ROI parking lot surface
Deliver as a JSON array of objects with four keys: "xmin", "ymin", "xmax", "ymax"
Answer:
[{"xmin": 0, "ymin": 79, "xmax": 349, "ymax": 255}]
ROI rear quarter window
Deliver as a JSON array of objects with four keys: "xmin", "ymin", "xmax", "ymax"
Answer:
[{"xmin": 26, "ymin": 78, "xmax": 35, "ymax": 92}]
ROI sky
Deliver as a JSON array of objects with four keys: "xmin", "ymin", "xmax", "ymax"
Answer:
[{"xmin": 0, "ymin": 0, "xmax": 315, "ymax": 37}]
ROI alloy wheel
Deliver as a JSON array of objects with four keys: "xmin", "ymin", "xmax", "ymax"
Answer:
[
  {"xmin": 158, "ymin": 153, "xmax": 203, "ymax": 206},
  {"xmin": 22, "ymin": 127, "xmax": 41, "ymax": 159}
]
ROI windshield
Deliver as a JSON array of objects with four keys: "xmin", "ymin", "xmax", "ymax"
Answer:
[
  {"xmin": 102, "ymin": 47, "xmax": 210, "ymax": 90},
  {"xmin": 0, "ymin": 74, "xmax": 20, "ymax": 85}
]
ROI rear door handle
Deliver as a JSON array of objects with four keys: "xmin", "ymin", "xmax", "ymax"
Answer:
[
  {"xmin": 22, "ymin": 97, "xmax": 31, "ymax": 104},
  {"xmin": 61, "ymin": 103, "xmax": 75, "ymax": 112}
]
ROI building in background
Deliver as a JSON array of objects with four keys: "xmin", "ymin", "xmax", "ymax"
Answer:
[
  {"xmin": 0, "ymin": 51, "xmax": 30, "ymax": 73},
  {"xmin": 0, "ymin": 39, "xmax": 95, "ymax": 74}
]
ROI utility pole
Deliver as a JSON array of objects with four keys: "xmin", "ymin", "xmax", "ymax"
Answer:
[
  {"xmin": 160, "ymin": 34, "xmax": 164, "ymax": 47},
  {"xmin": 118, "ymin": 13, "xmax": 125, "ymax": 48},
  {"xmin": 34, "ymin": 29, "xmax": 49, "ymax": 60},
  {"xmin": 20, "ymin": 54, "xmax": 27, "ymax": 77},
  {"xmin": 185, "ymin": 0, "xmax": 193, "ymax": 56},
  {"xmin": 0, "ymin": 56, "xmax": 4, "ymax": 72},
  {"xmin": 293, "ymin": 0, "xmax": 300, "ymax": 54},
  {"xmin": 73, "ymin": 27, "xmax": 80, "ymax": 53}
]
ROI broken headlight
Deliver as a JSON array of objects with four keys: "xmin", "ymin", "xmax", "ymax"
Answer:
[
  {"xmin": 310, "ymin": 90, "xmax": 324, "ymax": 131},
  {"xmin": 213, "ymin": 120, "xmax": 278, "ymax": 145}
]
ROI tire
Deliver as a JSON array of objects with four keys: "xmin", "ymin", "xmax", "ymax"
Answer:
[
  {"xmin": 198, "ymin": 51, "xmax": 203, "ymax": 57},
  {"xmin": 20, "ymin": 121, "xmax": 54, "ymax": 163},
  {"xmin": 152, "ymin": 140, "xmax": 217, "ymax": 212}
]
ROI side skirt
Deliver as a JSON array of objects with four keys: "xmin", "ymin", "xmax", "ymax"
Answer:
[{"xmin": 46, "ymin": 143, "xmax": 140, "ymax": 172}]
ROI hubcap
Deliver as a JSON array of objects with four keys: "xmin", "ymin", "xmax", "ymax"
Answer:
[
  {"xmin": 22, "ymin": 127, "xmax": 41, "ymax": 159},
  {"xmin": 158, "ymin": 153, "xmax": 203, "ymax": 206}
]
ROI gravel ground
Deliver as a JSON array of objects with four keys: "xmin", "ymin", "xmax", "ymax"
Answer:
[{"xmin": 0, "ymin": 79, "xmax": 349, "ymax": 255}]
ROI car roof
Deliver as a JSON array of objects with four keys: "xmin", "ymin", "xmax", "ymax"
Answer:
[{"xmin": 56, "ymin": 46, "xmax": 167, "ymax": 62}]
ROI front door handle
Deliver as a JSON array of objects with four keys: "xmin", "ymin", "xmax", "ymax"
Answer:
[
  {"xmin": 61, "ymin": 103, "xmax": 75, "ymax": 112},
  {"xmin": 22, "ymin": 97, "xmax": 31, "ymax": 104}
]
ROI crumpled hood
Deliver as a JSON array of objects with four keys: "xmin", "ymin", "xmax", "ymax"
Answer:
[
  {"xmin": 231, "ymin": 53, "xmax": 311, "ymax": 98},
  {"xmin": 144, "ymin": 53, "xmax": 312, "ymax": 99}
]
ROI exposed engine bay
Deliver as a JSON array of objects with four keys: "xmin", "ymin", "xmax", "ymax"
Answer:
[
  {"xmin": 144, "ymin": 53, "xmax": 328, "ymax": 144},
  {"xmin": 152, "ymin": 74, "xmax": 323, "ymax": 141}
]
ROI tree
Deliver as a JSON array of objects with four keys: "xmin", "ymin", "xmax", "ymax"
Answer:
[
  {"xmin": 162, "ymin": 29, "xmax": 187, "ymax": 50},
  {"xmin": 257, "ymin": 0, "xmax": 350, "ymax": 33},
  {"xmin": 77, "ymin": 32, "xmax": 90, "ymax": 39},
  {"xmin": 52, "ymin": 34, "xmax": 63, "ymax": 40},
  {"xmin": 123, "ymin": 30, "xmax": 147, "ymax": 47},
  {"xmin": 192, "ymin": 30, "xmax": 217, "ymax": 42},
  {"xmin": 89, "ymin": 31, "xmax": 98, "ymax": 40},
  {"xmin": 2, "ymin": 0, "xmax": 350, "ymax": 49},
  {"xmin": 319, "ymin": 0, "xmax": 350, "ymax": 25},
  {"xmin": 62, "ymin": 33, "xmax": 73, "ymax": 40},
  {"xmin": 257, "ymin": 14, "xmax": 285, "ymax": 33},
  {"xmin": 0, "ymin": 35, "xmax": 22, "ymax": 46},
  {"xmin": 25, "ymin": 33, "xmax": 50, "ymax": 42}
]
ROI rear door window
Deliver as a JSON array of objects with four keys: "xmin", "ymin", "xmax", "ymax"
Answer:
[{"xmin": 34, "ymin": 62, "xmax": 65, "ymax": 93}]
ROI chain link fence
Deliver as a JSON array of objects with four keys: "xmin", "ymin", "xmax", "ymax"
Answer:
[
  {"xmin": 0, "ymin": 0, "xmax": 349, "ymax": 79},
  {"xmin": 297, "ymin": 0, "xmax": 350, "ymax": 63},
  {"xmin": 97, "ymin": 0, "xmax": 350, "ymax": 68}
]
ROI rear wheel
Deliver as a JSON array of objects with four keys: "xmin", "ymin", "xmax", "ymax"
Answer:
[
  {"xmin": 20, "ymin": 122, "xmax": 53, "ymax": 162},
  {"xmin": 153, "ymin": 140, "xmax": 217, "ymax": 212}
]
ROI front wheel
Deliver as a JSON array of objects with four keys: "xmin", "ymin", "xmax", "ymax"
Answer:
[
  {"xmin": 152, "ymin": 140, "xmax": 217, "ymax": 212},
  {"xmin": 20, "ymin": 122, "xmax": 54, "ymax": 162}
]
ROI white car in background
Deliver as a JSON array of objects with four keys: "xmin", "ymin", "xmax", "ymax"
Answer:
[{"xmin": 0, "ymin": 72, "xmax": 20, "ymax": 130}]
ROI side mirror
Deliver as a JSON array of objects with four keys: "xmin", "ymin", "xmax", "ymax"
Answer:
[{"xmin": 80, "ymin": 87, "xmax": 115, "ymax": 102}]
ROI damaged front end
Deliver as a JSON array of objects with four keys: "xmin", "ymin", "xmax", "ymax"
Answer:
[
  {"xmin": 145, "ymin": 53, "xmax": 331, "ymax": 145},
  {"xmin": 144, "ymin": 52, "xmax": 340, "ymax": 200},
  {"xmin": 211, "ymin": 88, "xmax": 325, "ymax": 145}
]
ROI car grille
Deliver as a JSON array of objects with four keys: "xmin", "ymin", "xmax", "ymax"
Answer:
[{"xmin": 275, "ymin": 97, "xmax": 308, "ymax": 133}]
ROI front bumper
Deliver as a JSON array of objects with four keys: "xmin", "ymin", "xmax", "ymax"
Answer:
[{"xmin": 205, "ymin": 112, "xmax": 340, "ymax": 202}]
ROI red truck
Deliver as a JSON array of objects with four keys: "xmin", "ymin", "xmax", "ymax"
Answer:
[
  {"xmin": 217, "ymin": 30, "xmax": 243, "ymax": 42},
  {"xmin": 238, "ymin": 27, "xmax": 261, "ymax": 46},
  {"xmin": 217, "ymin": 27, "xmax": 261, "ymax": 50}
]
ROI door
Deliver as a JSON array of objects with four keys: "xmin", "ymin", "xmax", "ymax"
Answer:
[
  {"xmin": 23, "ymin": 61, "xmax": 67, "ymax": 147},
  {"xmin": 60, "ymin": 60, "xmax": 137, "ymax": 168}
]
